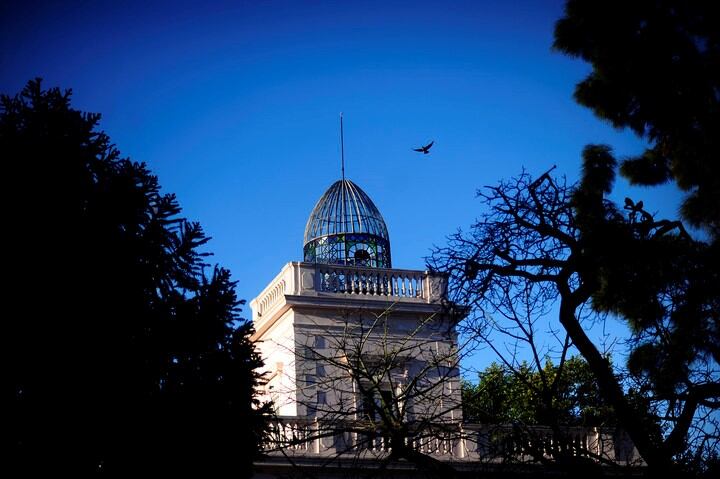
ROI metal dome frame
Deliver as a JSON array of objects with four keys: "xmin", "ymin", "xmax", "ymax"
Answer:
[{"xmin": 303, "ymin": 179, "xmax": 391, "ymax": 268}]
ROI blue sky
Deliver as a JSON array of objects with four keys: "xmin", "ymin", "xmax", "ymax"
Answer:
[{"xmin": 1, "ymin": 0, "xmax": 683, "ymax": 374}]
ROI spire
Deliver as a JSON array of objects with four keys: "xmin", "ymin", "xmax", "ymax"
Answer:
[{"xmin": 340, "ymin": 112, "xmax": 345, "ymax": 182}]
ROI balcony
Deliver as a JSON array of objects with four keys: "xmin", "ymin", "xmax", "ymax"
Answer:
[
  {"xmin": 263, "ymin": 416, "xmax": 642, "ymax": 466},
  {"xmin": 251, "ymin": 262, "xmax": 448, "ymax": 326}
]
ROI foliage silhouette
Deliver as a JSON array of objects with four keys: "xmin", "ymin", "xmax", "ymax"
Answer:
[
  {"xmin": 553, "ymin": 1, "xmax": 719, "ymax": 473},
  {"xmin": 554, "ymin": 0, "xmax": 720, "ymax": 237},
  {"xmin": 429, "ymin": 162, "xmax": 717, "ymax": 476},
  {"xmin": 3, "ymin": 79, "xmax": 270, "ymax": 474}
]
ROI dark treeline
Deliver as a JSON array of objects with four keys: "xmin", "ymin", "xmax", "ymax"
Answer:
[
  {"xmin": 3, "ymin": 79, "xmax": 270, "ymax": 475},
  {"xmin": 432, "ymin": 1, "xmax": 718, "ymax": 476}
]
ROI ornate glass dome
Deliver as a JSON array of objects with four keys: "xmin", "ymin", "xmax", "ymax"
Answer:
[{"xmin": 303, "ymin": 179, "xmax": 391, "ymax": 268}]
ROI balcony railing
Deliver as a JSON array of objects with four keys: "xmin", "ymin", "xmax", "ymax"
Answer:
[
  {"xmin": 316, "ymin": 265, "xmax": 425, "ymax": 299},
  {"xmin": 264, "ymin": 417, "xmax": 641, "ymax": 465},
  {"xmin": 251, "ymin": 262, "xmax": 448, "ymax": 323}
]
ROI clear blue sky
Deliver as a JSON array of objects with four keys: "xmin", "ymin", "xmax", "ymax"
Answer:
[{"xmin": 1, "ymin": 0, "xmax": 682, "ymax": 373}]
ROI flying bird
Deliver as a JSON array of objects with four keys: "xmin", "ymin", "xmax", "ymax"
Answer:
[{"xmin": 413, "ymin": 140, "xmax": 434, "ymax": 154}]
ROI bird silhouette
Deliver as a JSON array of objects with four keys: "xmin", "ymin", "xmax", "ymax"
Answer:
[{"xmin": 413, "ymin": 140, "xmax": 434, "ymax": 154}]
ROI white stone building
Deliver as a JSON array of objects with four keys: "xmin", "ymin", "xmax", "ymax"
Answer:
[{"xmin": 251, "ymin": 178, "xmax": 640, "ymax": 477}]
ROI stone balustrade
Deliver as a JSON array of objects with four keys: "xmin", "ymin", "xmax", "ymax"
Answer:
[
  {"xmin": 251, "ymin": 262, "xmax": 448, "ymax": 323},
  {"xmin": 264, "ymin": 416, "xmax": 641, "ymax": 465},
  {"xmin": 316, "ymin": 265, "xmax": 427, "ymax": 299}
]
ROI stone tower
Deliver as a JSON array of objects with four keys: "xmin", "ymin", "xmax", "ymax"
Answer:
[
  {"xmin": 251, "ymin": 178, "xmax": 640, "ymax": 476},
  {"xmin": 251, "ymin": 177, "xmax": 459, "ymax": 432}
]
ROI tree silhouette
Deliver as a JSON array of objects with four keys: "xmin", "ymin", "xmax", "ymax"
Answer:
[
  {"xmin": 263, "ymin": 306, "xmax": 466, "ymax": 478},
  {"xmin": 552, "ymin": 2, "xmax": 719, "ymax": 473},
  {"xmin": 3, "ymin": 79, "xmax": 270, "ymax": 474},
  {"xmin": 554, "ymin": 0, "xmax": 719, "ymax": 237},
  {"xmin": 260, "ymin": 297, "xmax": 632, "ymax": 477},
  {"xmin": 429, "ymin": 162, "xmax": 718, "ymax": 475}
]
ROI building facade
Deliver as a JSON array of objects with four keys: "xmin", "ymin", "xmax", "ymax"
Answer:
[{"xmin": 251, "ymin": 178, "xmax": 640, "ymax": 477}]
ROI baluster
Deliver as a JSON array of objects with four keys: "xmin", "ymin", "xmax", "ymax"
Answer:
[
  {"xmin": 544, "ymin": 433, "xmax": 550, "ymax": 456},
  {"xmin": 408, "ymin": 276, "xmax": 415, "ymax": 297},
  {"xmin": 573, "ymin": 435, "xmax": 579, "ymax": 455}
]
